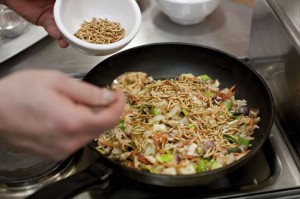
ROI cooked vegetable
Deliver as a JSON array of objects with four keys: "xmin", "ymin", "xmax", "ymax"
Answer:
[{"xmin": 96, "ymin": 72, "xmax": 260, "ymax": 175}]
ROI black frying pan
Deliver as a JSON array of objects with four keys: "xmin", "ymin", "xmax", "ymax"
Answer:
[{"xmin": 27, "ymin": 43, "xmax": 274, "ymax": 199}]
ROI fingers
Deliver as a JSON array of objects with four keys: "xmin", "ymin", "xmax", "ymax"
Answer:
[
  {"xmin": 58, "ymin": 38, "xmax": 69, "ymax": 48},
  {"xmin": 56, "ymin": 78, "xmax": 120, "ymax": 107},
  {"xmin": 37, "ymin": 8, "xmax": 69, "ymax": 48}
]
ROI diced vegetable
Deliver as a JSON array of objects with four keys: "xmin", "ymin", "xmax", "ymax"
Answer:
[
  {"xmin": 140, "ymin": 104, "xmax": 150, "ymax": 112},
  {"xmin": 156, "ymin": 154, "xmax": 173, "ymax": 163},
  {"xmin": 211, "ymin": 160, "xmax": 222, "ymax": 170},
  {"xmin": 150, "ymin": 107, "xmax": 161, "ymax": 116},
  {"xmin": 204, "ymin": 90, "xmax": 213, "ymax": 97},
  {"xmin": 227, "ymin": 147, "xmax": 242, "ymax": 153},
  {"xmin": 249, "ymin": 108, "xmax": 260, "ymax": 118},
  {"xmin": 144, "ymin": 144, "xmax": 155, "ymax": 155},
  {"xmin": 223, "ymin": 135, "xmax": 236, "ymax": 143},
  {"xmin": 141, "ymin": 165, "xmax": 155, "ymax": 173},
  {"xmin": 179, "ymin": 165, "xmax": 196, "ymax": 174},
  {"xmin": 188, "ymin": 123, "xmax": 195, "ymax": 129},
  {"xmin": 198, "ymin": 159, "xmax": 209, "ymax": 173},
  {"xmin": 182, "ymin": 73, "xmax": 194, "ymax": 78},
  {"xmin": 223, "ymin": 100, "xmax": 233, "ymax": 110},
  {"xmin": 96, "ymin": 147, "xmax": 106, "ymax": 154},
  {"xmin": 213, "ymin": 79, "xmax": 220, "ymax": 87},
  {"xmin": 237, "ymin": 136, "xmax": 250, "ymax": 146},
  {"xmin": 181, "ymin": 108, "xmax": 189, "ymax": 116},
  {"xmin": 118, "ymin": 120, "xmax": 125, "ymax": 131},
  {"xmin": 198, "ymin": 74, "xmax": 212, "ymax": 80},
  {"xmin": 162, "ymin": 167, "xmax": 177, "ymax": 175}
]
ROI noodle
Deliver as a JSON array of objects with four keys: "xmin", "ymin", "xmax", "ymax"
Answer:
[
  {"xmin": 96, "ymin": 72, "xmax": 261, "ymax": 175},
  {"xmin": 74, "ymin": 18, "xmax": 125, "ymax": 44}
]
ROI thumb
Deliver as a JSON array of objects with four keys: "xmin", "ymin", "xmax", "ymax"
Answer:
[{"xmin": 56, "ymin": 78, "xmax": 118, "ymax": 107}]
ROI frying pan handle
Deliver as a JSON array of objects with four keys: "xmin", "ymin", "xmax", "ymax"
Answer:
[{"xmin": 26, "ymin": 161, "xmax": 113, "ymax": 199}]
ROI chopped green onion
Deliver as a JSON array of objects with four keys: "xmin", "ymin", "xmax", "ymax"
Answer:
[
  {"xmin": 181, "ymin": 108, "xmax": 189, "ymax": 116},
  {"xmin": 156, "ymin": 154, "xmax": 173, "ymax": 163},
  {"xmin": 227, "ymin": 147, "xmax": 242, "ymax": 153},
  {"xmin": 223, "ymin": 135, "xmax": 236, "ymax": 143},
  {"xmin": 223, "ymin": 100, "xmax": 233, "ymax": 111},
  {"xmin": 150, "ymin": 107, "xmax": 161, "ymax": 116},
  {"xmin": 188, "ymin": 123, "xmax": 195, "ymax": 129},
  {"xmin": 119, "ymin": 120, "xmax": 125, "ymax": 131},
  {"xmin": 140, "ymin": 104, "xmax": 150, "ymax": 112}
]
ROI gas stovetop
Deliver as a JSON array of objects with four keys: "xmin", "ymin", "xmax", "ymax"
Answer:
[{"xmin": 0, "ymin": 58, "xmax": 299, "ymax": 199}]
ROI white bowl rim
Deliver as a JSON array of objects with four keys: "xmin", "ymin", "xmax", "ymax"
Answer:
[
  {"xmin": 54, "ymin": 0, "xmax": 141, "ymax": 51},
  {"xmin": 156, "ymin": 0, "xmax": 220, "ymax": 4}
]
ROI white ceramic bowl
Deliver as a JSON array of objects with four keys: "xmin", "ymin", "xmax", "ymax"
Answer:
[
  {"xmin": 54, "ymin": 0, "xmax": 141, "ymax": 56},
  {"xmin": 155, "ymin": 0, "xmax": 221, "ymax": 25}
]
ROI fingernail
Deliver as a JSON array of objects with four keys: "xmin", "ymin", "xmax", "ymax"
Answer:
[{"xmin": 102, "ymin": 89, "xmax": 116, "ymax": 104}]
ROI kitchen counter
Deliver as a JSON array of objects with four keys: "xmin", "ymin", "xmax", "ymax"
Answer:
[{"xmin": 0, "ymin": 0, "xmax": 253, "ymax": 77}]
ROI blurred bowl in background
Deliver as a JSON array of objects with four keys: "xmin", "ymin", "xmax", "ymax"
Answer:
[
  {"xmin": 155, "ymin": 0, "xmax": 221, "ymax": 25},
  {"xmin": 54, "ymin": 0, "xmax": 142, "ymax": 56}
]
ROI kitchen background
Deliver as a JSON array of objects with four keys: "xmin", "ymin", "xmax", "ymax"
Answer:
[{"xmin": 0, "ymin": 0, "xmax": 300, "ymax": 198}]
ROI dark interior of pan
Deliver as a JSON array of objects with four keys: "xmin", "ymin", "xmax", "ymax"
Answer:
[{"xmin": 83, "ymin": 42, "xmax": 275, "ymax": 187}]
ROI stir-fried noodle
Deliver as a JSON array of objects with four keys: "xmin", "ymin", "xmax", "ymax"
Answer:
[
  {"xmin": 74, "ymin": 18, "xmax": 125, "ymax": 44},
  {"xmin": 96, "ymin": 72, "xmax": 260, "ymax": 175}
]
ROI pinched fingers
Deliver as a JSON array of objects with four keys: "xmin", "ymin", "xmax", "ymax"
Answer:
[{"xmin": 57, "ymin": 78, "xmax": 120, "ymax": 107}]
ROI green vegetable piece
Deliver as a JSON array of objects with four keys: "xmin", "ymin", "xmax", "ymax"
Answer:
[
  {"xmin": 211, "ymin": 160, "xmax": 222, "ymax": 170},
  {"xmin": 227, "ymin": 147, "xmax": 242, "ymax": 153},
  {"xmin": 223, "ymin": 100, "xmax": 233, "ymax": 111},
  {"xmin": 96, "ymin": 147, "xmax": 105, "ymax": 154},
  {"xmin": 182, "ymin": 73, "xmax": 195, "ymax": 78},
  {"xmin": 237, "ymin": 136, "xmax": 250, "ymax": 146},
  {"xmin": 150, "ymin": 107, "xmax": 161, "ymax": 116},
  {"xmin": 198, "ymin": 74, "xmax": 212, "ymax": 80},
  {"xmin": 198, "ymin": 159, "xmax": 208, "ymax": 173},
  {"xmin": 204, "ymin": 90, "xmax": 213, "ymax": 97},
  {"xmin": 141, "ymin": 165, "xmax": 155, "ymax": 173},
  {"xmin": 119, "ymin": 120, "xmax": 125, "ymax": 131},
  {"xmin": 156, "ymin": 154, "xmax": 173, "ymax": 163},
  {"xmin": 182, "ymin": 108, "xmax": 189, "ymax": 116},
  {"xmin": 223, "ymin": 135, "xmax": 236, "ymax": 143},
  {"xmin": 234, "ymin": 115, "xmax": 241, "ymax": 119},
  {"xmin": 188, "ymin": 123, "xmax": 195, "ymax": 129},
  {"xmin": 140, "ymin": 104, "xmax": 150, "ymax": 112}
]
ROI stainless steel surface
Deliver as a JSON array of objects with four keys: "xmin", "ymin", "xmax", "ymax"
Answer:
[
  {"xmin": 249, "ymin": 0, "xmax": 300, "ymax": 170},
  {"xmin": 0, "ymin": 24, "xmax": 47, "ymax": 63},
  {"xmin": 1, "ymin": 0, "xmax": 300, "ymax": 198},
  {"xmin": 0, "ymin": 0, "xmax": 253, "ymax": 76}
]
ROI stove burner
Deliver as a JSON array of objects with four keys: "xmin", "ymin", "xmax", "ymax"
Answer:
[{"xmin": 0, "ymin": 145, "xmax": 82, "ymax": 198}]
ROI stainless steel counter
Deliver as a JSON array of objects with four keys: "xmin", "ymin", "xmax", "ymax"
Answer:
[{"xmin": 0, "ymin": 0, "xmax": 253, "ymax": 77}]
